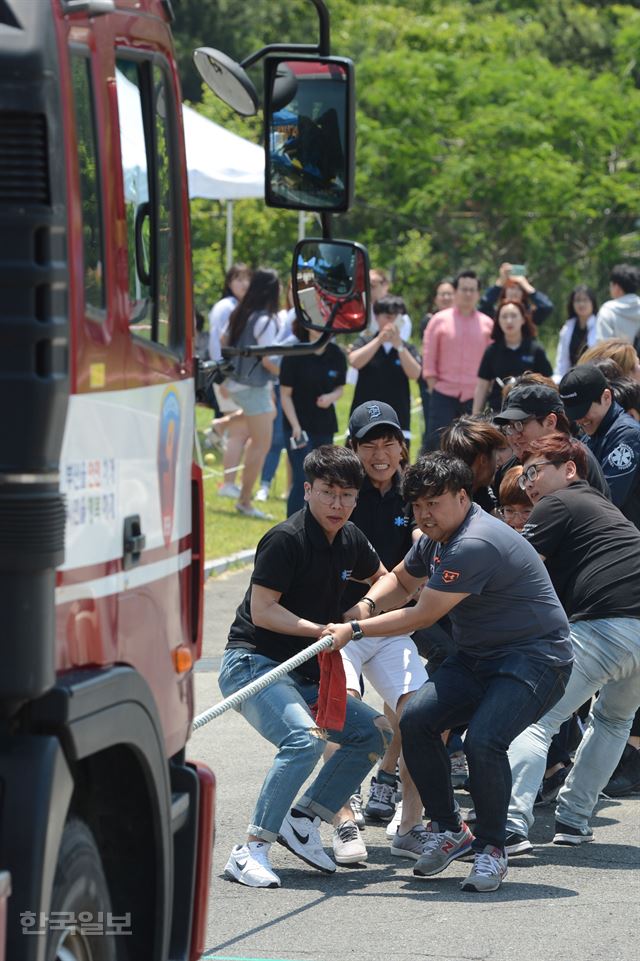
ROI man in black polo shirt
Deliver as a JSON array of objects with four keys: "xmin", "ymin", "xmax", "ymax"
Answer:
[
  {"xmin": 506, "ymin": 433, "xmax": 640, "ymax": 851},
  {"xmin": 219, "ymin": 445, "xmax": 391, "ymax": 889}
]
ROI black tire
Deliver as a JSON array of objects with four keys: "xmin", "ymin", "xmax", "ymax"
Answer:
[{"xmin": 46, "ymin": 818, "xmax": 117, "ymax": 961}]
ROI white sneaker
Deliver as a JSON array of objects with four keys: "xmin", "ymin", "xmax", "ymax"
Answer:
[
  {"xmin": 385, "ymin": 800, "xmax": 403, "ymax": 838},
  {"xmin": 254, "ymin": 485, "xmax": 269, "ymax": 502},
  {"xmin": 218, "ymin": 482, "xmax": 241, "ymax": 498},
  {"xmin": 332, "ymin": 819, "xmax": 367, "ymax": 865},
  {"xmin": 277, "ymin": 809, "xmax": 336, "ymax": 873},
  {"xmin": 235, "ymin": 503, "xmax": 273, "ymax": 520},
  {"xmin": 224, "ymin": 842, "xmax": 281, "ymax": 888}
]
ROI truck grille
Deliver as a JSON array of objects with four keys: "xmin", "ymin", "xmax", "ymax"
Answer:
[{"xmin": 0, "ymin": 112, "xmax": 49, "ymax": 205}]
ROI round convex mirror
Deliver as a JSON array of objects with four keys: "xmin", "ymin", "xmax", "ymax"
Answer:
[{"xmin": 193, "ymin": 48, "xmax": 259, "ymax": 117}]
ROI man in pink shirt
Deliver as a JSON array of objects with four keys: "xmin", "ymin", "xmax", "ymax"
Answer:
[{"xmin": 422, "ymin": 270, "xmax": 493, "ymax": 449}]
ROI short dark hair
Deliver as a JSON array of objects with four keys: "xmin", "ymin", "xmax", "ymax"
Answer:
[
  {"xmin": 610, "ymin": 376, "xmax": 640, "ymax": 414},
  {"xmin": 440, "ymin": 415, "xmax": 505, "ymax": 467},
  {"xmin": 610, "ymin": 263, "xmax": 640, "ymax": 294},
  {"xmin": 521, "ymin": 432, "xmax": 588, "ymax": 480},
  {"xmin": 373, "ymin": 294, "xmax": 406, "ymax": 316},
  {"xmin": 304, "ymin": 445, "xmax": 365, "ymax": 489},
  {"xmin": 453, "ymin": 270, "xmax": 479, "ymax": 290},
  {"xmin": 591, "ymin": 358, "xmax": 625, "ymax": 381},
  {"xmin": 402, "ymin": 452, "xmax": 473, "ymax": 502}
]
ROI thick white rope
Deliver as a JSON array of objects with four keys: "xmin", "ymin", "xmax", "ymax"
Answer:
[{"xmin": 192, "ymin": 635, "xmax": 334, "ymax": 731}]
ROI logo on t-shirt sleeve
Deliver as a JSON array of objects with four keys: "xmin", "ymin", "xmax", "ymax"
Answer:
[
  {"xmin": 442, "ymin": 570, "xmax": 460, "ymax": 583},
  {"xmin": 608, "ymin": 443, "xmax": 635, "ymax": 472}
]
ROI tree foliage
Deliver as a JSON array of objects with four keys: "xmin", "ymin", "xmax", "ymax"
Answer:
[{"xmin": 172, "ymin": 0, "xmax": 640, "ymax": 332}]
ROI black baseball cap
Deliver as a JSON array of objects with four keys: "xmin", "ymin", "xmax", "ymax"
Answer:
[
  {"xmin": 559, "ymin": 365, "xmax": 608, "ymax": 421},
  {"xmin": 348, "ymin": 401, "xmax": 402, "ymax": 440},
  {"xmin": 494, "ymin": 384, "xmax": 564, "ymax": 424}
]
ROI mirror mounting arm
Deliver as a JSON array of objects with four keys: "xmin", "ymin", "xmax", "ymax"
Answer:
[
  {"xmin": 222, "ymin": 330, "xmax": 334, "ymax": 360},
  {"xmin": 241, "ymin": 43, "xmax": 319, "ymax": 71}
]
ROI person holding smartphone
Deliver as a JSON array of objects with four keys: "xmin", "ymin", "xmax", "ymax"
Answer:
[
  {"xmin": 280, "ymin": 318, "xmax": 347, "ymax": 516},
  {"xmin": 479, "ymin": 262, "xmax": 554, "ymax": 325},
  {"xmin": 348, "ymin": 295, "xmax": 422, "ymax": 445}
]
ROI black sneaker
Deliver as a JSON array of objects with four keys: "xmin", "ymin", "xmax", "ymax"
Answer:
[
  {"xmin": 505, "ymin": 832, "xmax": 533, "ymax": 855},
  {"xmin": 602, "ymin": 745, "xmax": 640, "ymax": 798},
  {"xmin": 534, "ymin": 763, "xmax": 573, "ymax": 807},
  {"xmin": 553, "ymin": 821, "xmax": 594, "ymax": 845}
]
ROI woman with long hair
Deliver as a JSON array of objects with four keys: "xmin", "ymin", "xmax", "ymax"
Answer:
[
  {"xmin": 554, "ymin": 285, "xmax": 598, "ymax": 379},
  {"xmin": 472, "ymin": 300, "xmax": 552, "ymax": 413},
  {"xmin": 222, "ymin": 268, "xmax": 281, "ymax": 518}
]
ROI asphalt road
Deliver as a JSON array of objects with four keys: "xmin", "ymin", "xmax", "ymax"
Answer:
[{"xmin": 191, "ymin": 567, "xmax": 640, "ymax": 961}]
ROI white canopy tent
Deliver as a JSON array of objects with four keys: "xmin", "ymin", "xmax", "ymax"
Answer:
[{"xmin": 116, "ymin": 69, "xmax": 265, "ymax": 267}]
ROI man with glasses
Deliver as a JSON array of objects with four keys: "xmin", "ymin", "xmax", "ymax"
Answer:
[
  {"xmin": 422, "ymin": 270, "xmax": 493, "ymax": 449},
  {"xmin": 494, "ymin": 379, "xmax": 610, "ymax": 499},
  {"xmin": 219, "ymin": 445, "xmax": 393, "ymax": 888},
  {"xmin": 505, "ymin": 433, "xmax": 640, "ymax": 852}
]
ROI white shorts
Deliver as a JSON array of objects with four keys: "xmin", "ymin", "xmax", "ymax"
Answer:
[{"xmin": 340, "ymin": 634, "xmax": 428, "ymax": 712}]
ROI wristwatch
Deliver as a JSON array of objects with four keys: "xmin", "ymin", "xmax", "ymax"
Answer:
[{"xmin": 350, "ymin": 620, "xmax": 364, "ymax": 640}]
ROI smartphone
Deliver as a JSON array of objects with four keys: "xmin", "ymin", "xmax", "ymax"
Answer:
[
  {"xmin": 509, "ymin": 264, "xmax": 527, "ymax": 276},
  {"xmin": 290, "ymin": 430, "xmax": 309, "ymax": 450}
]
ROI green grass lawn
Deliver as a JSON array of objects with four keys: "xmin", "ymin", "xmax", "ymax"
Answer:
[{"xmin": 197, "ymin": 381, "xmax": 425, "ymax": 561}]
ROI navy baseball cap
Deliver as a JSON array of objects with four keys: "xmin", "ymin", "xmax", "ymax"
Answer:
[
  {"xmin": 559, "ymin": 366, "xmax": 608, "ymax": 421},
  {"xmin": 494, "ymin": 384, "xmax": 564, "ymax": 423},
  {"xmin": 348, "ymin": 401, "xmax": 402, "ymax": 440}
]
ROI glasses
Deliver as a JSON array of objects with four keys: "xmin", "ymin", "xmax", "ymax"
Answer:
[
  {"xmin": 501, "ymin": 416, "xmax": 536, "ymax": 436},
  {"xmin": 518, "ymin": 461, "xmax": 562, "ymax": 490},
  {"xmin": 313, "ymin": 487, "xmax": 358, "ymax": 507},
  {"xmin": 500, "ymin": 506, "xmax": 533, "ymax": 519}
]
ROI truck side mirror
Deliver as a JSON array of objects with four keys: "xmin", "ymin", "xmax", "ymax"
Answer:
[
  {"xmin": 264, "ymin": 56, "xmax": 355, "ymax": 212},
  {"xmin": 292, "ymin": 239, "xmax": 370, "ymax": 334}
]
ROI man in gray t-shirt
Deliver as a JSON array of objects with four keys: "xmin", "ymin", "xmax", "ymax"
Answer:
[{"xmin": 321, "ymin": 452, "xmax": 572, "ymax": 892}]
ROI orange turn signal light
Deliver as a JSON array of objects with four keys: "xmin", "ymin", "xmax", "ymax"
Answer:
[{"xmin": 173, "ymin": 645, "xmax": 193, "ymax": 674}]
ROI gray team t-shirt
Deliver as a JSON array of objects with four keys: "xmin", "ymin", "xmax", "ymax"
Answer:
[{"xmin": 404, "ymin": 503, "xmax": 572, "ymax": 664}]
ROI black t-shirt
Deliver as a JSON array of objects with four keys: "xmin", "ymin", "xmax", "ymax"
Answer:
[
  {"xmin": 341, "ymin": 473, "xmax": 414, "ymax": 610},
  {"xmin": 350, "ymin": 337, "xmax": 421, "ymax": 432},
  {"xmin": 226, "ymin": 507, "xmax": 380, "ymax": 681},
  {"xmin": 522, "ymin": 480, "xmax": 640, "ymax": 622},
  {"xmin": 280, "ymin": 342, "xmax": 347, "ymax": 436},
  {"xmin": 478, "ymin": 338, "xmax": 552, "ymax": 411}
]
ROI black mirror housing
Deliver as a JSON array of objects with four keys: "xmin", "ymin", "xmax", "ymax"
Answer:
[
  {"xmin": 264, "ymin": 55, "xmax": 355, "ymax": 212},
  {"xmin": 292, "ymin": 239, "xmax": 370, "ymax": 334}
]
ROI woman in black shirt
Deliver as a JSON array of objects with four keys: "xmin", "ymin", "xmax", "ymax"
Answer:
[
  {"xmin": 472, "ymin": 300, "xmax": 552, "ymax": 414},
  {"xmin": 280, "ymin": 321, "xmax": 347, "ymax": 515}
]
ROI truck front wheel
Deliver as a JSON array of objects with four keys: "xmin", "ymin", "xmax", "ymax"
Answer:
[{"xmin": 47, "ymin": 818, "xmax": 117, "ymax": 961}]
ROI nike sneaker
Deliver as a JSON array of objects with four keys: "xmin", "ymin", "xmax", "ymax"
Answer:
[
  {"xmin": 277, "ymin": 808, "xmax": 337, "ymax": 873},
  {"xmin": 224, "ymin": 842, "xmax": 281, "ymax": 888}
]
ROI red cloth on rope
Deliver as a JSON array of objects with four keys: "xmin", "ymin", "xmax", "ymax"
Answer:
[{"xmin": 313, "ymin": 650, "xmax": 347, "ymax": 731}]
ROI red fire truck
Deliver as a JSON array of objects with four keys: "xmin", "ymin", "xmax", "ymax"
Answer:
[{"xmin": 0, "ymin": 1, "xmax": 368, "ymax": 959}]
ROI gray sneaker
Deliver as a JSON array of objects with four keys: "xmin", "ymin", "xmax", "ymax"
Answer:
[
  {"xmin": 390, "ymin": 824, "xmax": 431, "ymax": 860},
  {"xmin": 413, "ymin": 821, "xmax": 475, "ymax": 878},
  {"xmin": 460, "ymin": 845, "xmax": 508, "ymax": 892}
]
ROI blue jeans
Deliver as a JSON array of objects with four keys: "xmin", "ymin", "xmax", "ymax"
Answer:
[
  {"xmin": 426, "ymin": 390, "xmax": 472, "ymax": 451},
  {"xmin": 507, "ymin": 617, "xmax": 640, "ymax": 837},
  {"xmin": 218, "ymin": 648, "xmax": 391, "ymax": 842},
  {"xmin": 399, "ymin": 650, "xmax": 570, "ymax": 851},
  {"xmin": 261, "ymin": 384, "xmax": 286, "ymax": 487},
  {"xmin": 286, "ymin": 433, "xmax": 333, "ymax": 516}
]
